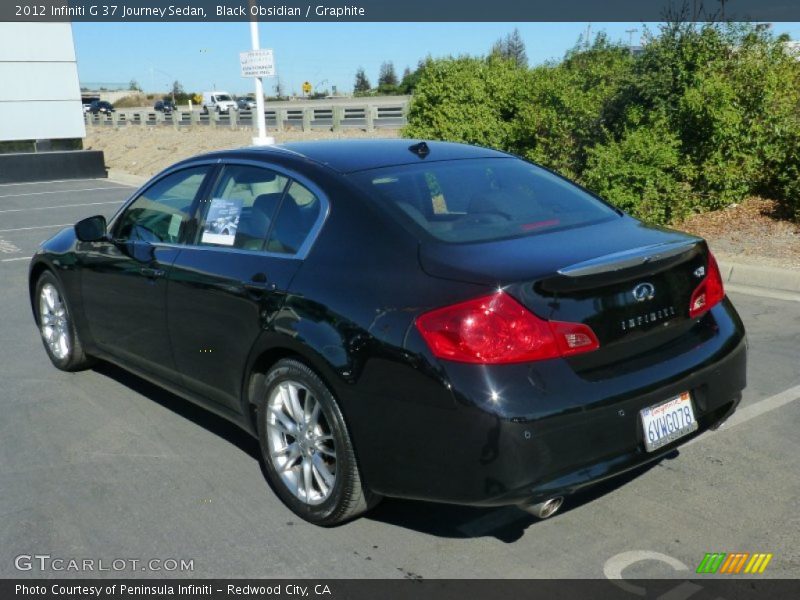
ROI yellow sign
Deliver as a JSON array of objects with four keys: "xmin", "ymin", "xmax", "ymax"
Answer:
[{"xmin": 302, "ymin": 81, "xmax": 312, "ymax": 94}]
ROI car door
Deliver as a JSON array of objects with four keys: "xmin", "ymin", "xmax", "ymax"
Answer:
[
  {"xmin": 167, "ymin": 163, "xmax": 328, "ymax": 412},
  {"xmin": 79, "ymin": 165, "xmax": 214, "ymax": 382}
]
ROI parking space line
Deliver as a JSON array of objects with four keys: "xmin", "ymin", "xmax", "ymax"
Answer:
[
  {"xmin": 0, "ymin": 224, "xmax": 72, "ymax": 233},
  {"xmin": 1, "ymin": 257, "xmax": 29, "ymax": 262},
  {"xmin": 0, "ymin": 179, "xmax": 132, "ymax": 188},
  {"xmin": 685, "ymin": 383, "xmax": 800, "ymax": 447},
  {"xmin": 0, "ymin": 201, "xmax": 122, "ymax": 214},
  {"xmin": 0, "ymin": 187, "xmax": 130, "ymax": 199}
]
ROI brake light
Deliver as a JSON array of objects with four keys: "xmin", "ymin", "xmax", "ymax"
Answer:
[
  {"xmin": 415, "ymin": 291, "xmax": 599, "ymax": 364},
  {"xmin": 689, "ymin": 251, "xmax": 725, "ymax": 318}
]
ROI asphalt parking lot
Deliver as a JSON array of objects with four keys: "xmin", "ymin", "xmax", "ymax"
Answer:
[{"xmin": 1, "ymin": 178, "xmax": 798, "ymax": 580}]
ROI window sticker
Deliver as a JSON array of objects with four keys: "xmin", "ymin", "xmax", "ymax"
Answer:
[
  {"xmin": 167, "ymin": 213, "xmax": 182, "ymax": 239},
  {"xmin": 201, "ymin": 198, "xmax": 242, "ymax": 246}
]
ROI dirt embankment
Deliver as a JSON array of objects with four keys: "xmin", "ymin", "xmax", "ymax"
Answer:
[{"xmin": 84, "ymin": 126, "xmax": 401, "ymax": 178}]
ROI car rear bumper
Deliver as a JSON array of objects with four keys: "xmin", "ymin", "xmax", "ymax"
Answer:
[{"xmin": 360, "ymin": 297, "xmax": 746, "ymax": 506}]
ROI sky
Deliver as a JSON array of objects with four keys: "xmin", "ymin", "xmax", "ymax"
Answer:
[{"xmin": 72, "ymin": 21, "xmax": 800, "ymax": 96}]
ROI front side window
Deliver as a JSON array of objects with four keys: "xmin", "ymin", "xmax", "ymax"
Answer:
[
  {"xmin": 114, "ymin": 167, "xmax": 209, "ymax": 244},
  {"xmin": 197, "ymin": 165, "xmax": 289, "ymax": 250}
]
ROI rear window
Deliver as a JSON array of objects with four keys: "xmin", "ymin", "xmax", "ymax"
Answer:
[{"xmin": 350, "ymin": 158, "xmax": 619, "ymax": 243}]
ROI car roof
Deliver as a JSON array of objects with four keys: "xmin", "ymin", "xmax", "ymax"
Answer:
[{"xmin": 189, "ymin": 139, "xmax": 511, "ymax": 174}]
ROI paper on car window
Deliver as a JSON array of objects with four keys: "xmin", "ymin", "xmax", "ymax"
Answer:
[
  {"xmin": 168, "ymin": 213, "xmax": 182, "ymax": 239},
  {"xmin": 201, "ymin": 198, "xmax": 242, "ymax": 246}
]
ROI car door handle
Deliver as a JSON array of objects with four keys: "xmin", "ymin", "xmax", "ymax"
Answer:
[
  {"xmin": 140, "ymin": 266, "xmax": 166, "ymax": 279},
  {"xmin": 242, "ymin": 273, "xmax": 276, "ymax": 292}
]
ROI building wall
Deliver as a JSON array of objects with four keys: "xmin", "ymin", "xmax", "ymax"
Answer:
[{"xmin": 0, "ymin": 23, "xmax": 85, "ymax": 142}]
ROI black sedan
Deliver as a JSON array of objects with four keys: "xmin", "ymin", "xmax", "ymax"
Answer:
[
  {"xmin": 28, "ymin": 140, "xmax": 746, "ymax": 526},
  {"xmin": 89, "ymin": 100, "xmax": 115, "ymax": 115}
]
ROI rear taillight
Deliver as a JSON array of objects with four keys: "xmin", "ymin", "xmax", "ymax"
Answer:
[
  {"xmin": 689, "ymin": 251, "xmax": 725, "ymax": 319},
  {"xmin": 415, "ymin": 291, "xmax": 599, "ymax": 364}
]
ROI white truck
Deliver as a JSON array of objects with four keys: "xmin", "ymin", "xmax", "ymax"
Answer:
[{"xmin": 201, "ymin": 91, "xmax": 238, "ymax": 114}]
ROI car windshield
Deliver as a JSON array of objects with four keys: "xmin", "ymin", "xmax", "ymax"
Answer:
[
  {"xmin": 216, "ymin": 94, "xmax": 232, "ymax": 101},
  {"xmin": 350, "ymin": 157, "xmax": 619, "ymax": 243}
]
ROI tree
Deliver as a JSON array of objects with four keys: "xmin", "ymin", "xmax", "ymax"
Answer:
[
  {"xmin": 128, "ymin": 79, "xmax": 141, "ymax": 92},
  {"xmin": 378, "ymin": 61, "xmax": 400, "ymax": 94},
  {"xmin": 353, "ymin": 67, "xmax": 371, "ymax": 94},
  {"xmin": 491, "ymin": 28, "xmax": 528, "ymax": 67},
  {"xmin": 171, "ymin": 80, "xmax": 184, "ymax": 103}
]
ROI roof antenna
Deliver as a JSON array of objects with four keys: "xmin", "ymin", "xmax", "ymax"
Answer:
[{"xmin": 409, "ymin": 141, "xmax": 430, "ymax": 158}]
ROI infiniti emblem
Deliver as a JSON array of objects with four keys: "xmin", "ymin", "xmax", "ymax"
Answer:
[{"xmin": 632, "ymin": 282, "xmax": 656, "ymax": 302}]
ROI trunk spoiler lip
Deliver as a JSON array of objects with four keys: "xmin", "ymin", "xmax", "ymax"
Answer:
[{"xmin": 556, "ymin": 239, "xmax": 702, "ymax": 278}]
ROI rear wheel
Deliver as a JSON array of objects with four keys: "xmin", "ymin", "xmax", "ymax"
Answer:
[
  {"xmin": 35, "ymin": 271, "xmax": 94, "ymax": 371},
  {"xmin": 256, "ymin": 359, "xmax": 378, "ymax": 525}
]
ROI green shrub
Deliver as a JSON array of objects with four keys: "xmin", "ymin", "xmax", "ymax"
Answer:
[
  {"xmin": 402, "ymin": 55, "xmax": 533, "ymax": 150},
  {"xmin": 404, "ymin": 22, "xmax": 800, "ymax": 225}
]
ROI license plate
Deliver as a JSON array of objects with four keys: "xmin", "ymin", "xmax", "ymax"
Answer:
[{"xmin": 640, "ymin": 391, "xmax": 698, "ymax": 452}]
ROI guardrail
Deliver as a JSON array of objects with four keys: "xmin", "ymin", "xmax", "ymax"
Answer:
[{"xmin": 85, "ymin": 103, "xmax": 407, "ymax": 132}]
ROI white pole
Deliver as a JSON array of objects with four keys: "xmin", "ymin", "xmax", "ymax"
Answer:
[{"xmin": 249, "ymin": 9, "xmax": 273, "ymax": 146}]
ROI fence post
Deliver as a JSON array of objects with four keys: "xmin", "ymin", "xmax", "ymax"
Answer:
[
  {"xmin": 140, "ymin": 111, "xmax": 147, "ymax": 128},
  {"xmin": 191, "ymin": 110, "xmax": 200, "ymax": 129},
  {"xmin": 332, "ymin": 106, "xmax": 342, "ymax": 132},
  {"xmin": 302, "ymin": 108, "xmax": 312, "ymax": 132},
  {"xmin": 173, "ymin": 111, "xmax": 180, "ymax": 130},
  {"xmin": 276, "ymin": 109, "xmax": 285, "ymax": 133},
  {"xmin": 230, "ymin": 109, "xmax": 238, "ymax": 130},
  {"xmin": 366, "ymin": 105, "xmax": 375, "ymax": 132},
  {"xmin": 210, "ymin": 110, "xmax": 218, "ymax": 129}
]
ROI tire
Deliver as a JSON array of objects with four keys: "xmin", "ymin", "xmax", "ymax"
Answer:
[
  {"xmin": 256, "ymin": 359, "xmax": 379, "ymax": 526},
  {"xmin": 34, "ymin": 271, "xmax": 95, "ymax": 372}
]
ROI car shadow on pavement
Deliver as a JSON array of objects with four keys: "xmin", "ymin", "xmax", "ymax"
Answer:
[
  {"xmin": 91, "ymin": 361, "xmax": 679, "ymax": 542},
  {"xmin": 92, "ymin": 362, "xmax": 261, "ymax": 461},
  {"xmin": 365, "ymin": 451, "xmax": 678, "ymax": 542}
]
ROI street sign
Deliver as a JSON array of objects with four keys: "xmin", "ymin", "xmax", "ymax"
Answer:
[
  {"xmin": 302, "ymin": 81, "xmax": 312, "ymax": 94},
  {"xmin": 240, "ymin": 49, "xmax": 275, "ymax": 78}
]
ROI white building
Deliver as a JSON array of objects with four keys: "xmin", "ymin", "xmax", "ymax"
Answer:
[{"xmin": 0, "ymin": 23, "xmax": 85, "ymax": 144}]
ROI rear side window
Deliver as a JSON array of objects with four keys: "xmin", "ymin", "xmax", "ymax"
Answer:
[
  {"xmin": 350, "ymin": 158, "xmax": 619, "ymax": 243},
  {"xmin": 197, "ymin": 165, "xmax": 289, "ymax": 250},
  {"xmin": 265, "ymin": 181, "xmax": 322, "ymax": 255}
]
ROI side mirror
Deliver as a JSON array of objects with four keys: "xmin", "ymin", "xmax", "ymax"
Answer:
[{"xmin": 74, "ymin": 215, "xmax": 107, "ymax": 242}]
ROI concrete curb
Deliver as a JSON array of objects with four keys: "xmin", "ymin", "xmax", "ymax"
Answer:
[
  {"xmin": 107, "ymin": 169, "xmax": 149, "ymax": 187},
  {"xmin": 717, "ymin": 259, "xmax": 800, "ymax": 296},
  {"xmin": 101, "ymin": 168, "xmax": 800, "ymax": 299}
]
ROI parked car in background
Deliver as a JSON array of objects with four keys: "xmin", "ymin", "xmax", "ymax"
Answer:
[
  {"xmin": 89, "ymin": 100, "xmax": 115, "ymax": 115},
  {"xmin": 202, "ymin": 91, "xmax": 237, "ymax": 114},
  {"xmin": 154, "ymin": 99, "xmax": 176, "ymax": 113},
  {"xmin": 237, "ymin": 96, "xmax": 257, "ymax": 111},
  {"xmin": 28, "ymin": 140, "xmax": 746, "ymax": 526}
]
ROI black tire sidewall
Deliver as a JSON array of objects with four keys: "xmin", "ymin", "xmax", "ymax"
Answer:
[{"xmin": 256, "ymin": 360, "xmax": 355, "ymax": 525}]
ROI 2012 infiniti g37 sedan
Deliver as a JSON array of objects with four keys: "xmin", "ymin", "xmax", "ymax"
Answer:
[{"xmin": 29, "ymin": 140, "xmax": 746, "ymax": 526}]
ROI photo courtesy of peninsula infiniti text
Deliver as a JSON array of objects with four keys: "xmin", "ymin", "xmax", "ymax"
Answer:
[{"xmin": 28, "ymin": 140, "xmax": 747, "ymax": 526}]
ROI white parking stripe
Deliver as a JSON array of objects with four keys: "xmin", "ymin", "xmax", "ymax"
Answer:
[
  {"xmin": 0, "ymin": 186, "xmax": 130, "ymax": 199},
  {"xmin": 0, "ymin": 179, "xmax": 132, "ymax": 188},
  {"xmin": 1, "ymin": 257, "xmax": 29, "ymax": 262},
  {"xmin": 0, "ymin": 201, "xmax": 122, "ymax": 214},
  {"xmin": 0, "ymin": 224, "xmax": 72, "ymax": 233},
  {"xmin": 455, "ymin": 383, "xmax": 800, "ymax": 537},
  {"xmin": 684, "ymin": 383, "xmax": 800, "ymax": 447}
]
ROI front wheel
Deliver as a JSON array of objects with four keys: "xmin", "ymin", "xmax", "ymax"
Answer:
[
  {"xmin": 256, "ymin": 359, "xmax": 379, "ymax": 526},
  {"xmin": 34, "ymin": 271, "xmax": 94, "ymax": 371}
]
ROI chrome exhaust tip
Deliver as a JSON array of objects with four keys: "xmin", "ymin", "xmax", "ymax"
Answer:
[{"xmin": 520, "ymin": 496, "xmax": 564, "ymax": 519}]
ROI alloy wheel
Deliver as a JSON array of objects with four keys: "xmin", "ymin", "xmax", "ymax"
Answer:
[
  {"xmin": 265, "ymin": 380, "xmax": 337, "ymax": 505},
  {"xmin": 39, "ymin": 283, "xmax": 70, "ymax": 360}
]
